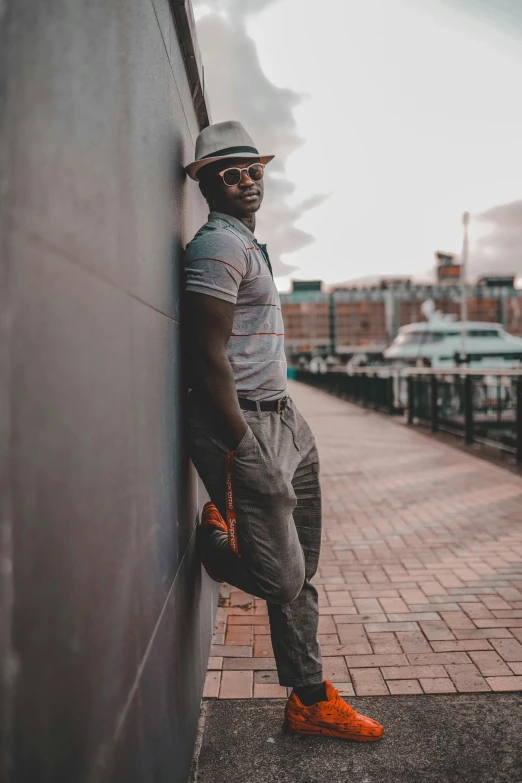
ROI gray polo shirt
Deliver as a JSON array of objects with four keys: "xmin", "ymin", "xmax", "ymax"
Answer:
[{"xmin": 184, "ymin": 211, "xmax": 287, "ymax": 402}]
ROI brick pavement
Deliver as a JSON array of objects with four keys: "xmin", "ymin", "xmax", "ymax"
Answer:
[{"xmin": 204, "ymin": 381, "xmax": 522, "ymax": 699}]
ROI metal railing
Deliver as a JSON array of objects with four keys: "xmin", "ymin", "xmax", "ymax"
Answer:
[
  {"xmin": 294, "ymin": 367, "xmax": 522, "ymax": 465},
  {"xmin": 295, "ymin": 369, "xmax": 395, "ymax": 413}
]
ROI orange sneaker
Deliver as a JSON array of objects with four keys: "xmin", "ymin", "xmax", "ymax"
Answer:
[
  {"xmin": 284, "ymin": 680, "xmax": 384, "ymax": 742},
  {"xmin": 197, "ymin": 502, "xmax": 228, "ymax": 583}
]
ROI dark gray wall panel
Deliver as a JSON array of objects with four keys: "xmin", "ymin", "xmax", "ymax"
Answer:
[
  {"xmin": 122, "ymin": 0, "xmax": 184, "ymax": 319},
  {"xmin": 9, "ymin": 228, "xmax": 140, "ymax": 781},
  {"xmin": 4, "ymin": 0, "xmax": 126, "ymax": 289},
  {"xmin": 130, "ymin": 300, "xmax": 201, "ymax": 655},
  {"xmin": 136, "ymin": 531, "xmax": 217, "ymax": 783}
]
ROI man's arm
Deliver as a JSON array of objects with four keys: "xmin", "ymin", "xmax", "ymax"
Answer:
[{"xmin": 184, "ymin": 291, "xmax": 248, "ymax": 450}]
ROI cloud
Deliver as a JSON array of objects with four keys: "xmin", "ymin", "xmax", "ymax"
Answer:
[
  {"xmin": 471, "ymin": 200, "xmax": 522, "ymax": 278},
  {"xmin": 441, "ymin": 0, "xmax": 522, "ymax": 39},
  {"xmin": 193, "ymin": 0, "xmax": 325, "ymax": 276}
]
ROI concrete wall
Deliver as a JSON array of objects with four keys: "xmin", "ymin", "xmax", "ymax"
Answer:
[{"xmin": 0, "ymin": 1, "xmax": 217, "ymax": 781}]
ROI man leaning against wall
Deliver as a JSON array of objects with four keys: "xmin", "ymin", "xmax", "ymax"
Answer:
[{"xmin": 183, "ymin": 120, "xmax": 384, "ymax": 742}]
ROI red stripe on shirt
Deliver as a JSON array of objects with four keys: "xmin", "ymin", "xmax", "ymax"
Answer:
[
  {"xmin": 245, "ymin": 246, "xmax": 261, "ymax": 251},
  {"xmin": 186, "ymin": 257, "xmax": 242, "ymax": 276}
]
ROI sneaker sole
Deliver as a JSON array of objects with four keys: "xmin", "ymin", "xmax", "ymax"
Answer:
[{"xmin": 284, "ymin": 720, "xmax": 384, "ymax": 742}]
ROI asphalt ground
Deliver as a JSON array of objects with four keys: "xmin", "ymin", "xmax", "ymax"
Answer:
[{"xmin": 190, "ymin": 694, "xmax": 522, "ymax": 783}]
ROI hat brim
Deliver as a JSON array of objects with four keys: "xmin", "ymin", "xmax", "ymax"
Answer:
[{"xmin": 186, "ymin": 153, "xmax": 275, "ymax": 181}]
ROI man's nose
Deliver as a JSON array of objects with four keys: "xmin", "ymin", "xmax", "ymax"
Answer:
[{"xmin": 239, "ymin": 168, "xmax": 254, "ymax": 186}]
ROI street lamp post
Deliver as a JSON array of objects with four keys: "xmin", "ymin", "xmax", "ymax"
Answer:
[{"xmin": 460, "ymin": 211, "xmax": 470, "ymax": 362}]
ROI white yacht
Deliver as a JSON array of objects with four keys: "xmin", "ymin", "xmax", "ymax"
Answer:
[{"xmin": 384, "ymin": 317, "xmax": 522, "ymax": 369}]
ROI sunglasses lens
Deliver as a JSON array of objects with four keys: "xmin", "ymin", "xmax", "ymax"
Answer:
[
  {"xmin": 223, "ymin": 168, "xmax": 241, "ymax": 186},
  {"xmin": 248, "ymin": 164, "xmax": 264, "ymax": 181}
]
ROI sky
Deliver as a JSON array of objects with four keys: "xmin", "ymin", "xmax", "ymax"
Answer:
[{"xmin": 193, "ymin": 0, "xmax": 522, "ymax": 291}]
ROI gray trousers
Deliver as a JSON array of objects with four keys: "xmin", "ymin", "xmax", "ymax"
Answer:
[{"xmin": 188, "ymin": 393, "xmax": 323, "ymax": 688}]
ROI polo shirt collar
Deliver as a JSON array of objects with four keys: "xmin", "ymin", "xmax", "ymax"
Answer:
[{"xmin": 209, "ymin": 211, "xmax": 256, "ymax": 242}]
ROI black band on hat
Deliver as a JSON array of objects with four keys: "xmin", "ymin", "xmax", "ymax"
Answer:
[{"xmin": 201, "ymin": 145, "xmax": 259, "ymax": 160}]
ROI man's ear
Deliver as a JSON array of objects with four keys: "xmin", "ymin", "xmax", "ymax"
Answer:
[{"xmin": 199, "ymin": 180, "xmax": 213, "ymax": 209}]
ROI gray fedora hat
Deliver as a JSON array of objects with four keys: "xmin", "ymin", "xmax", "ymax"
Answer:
[{"xmin": 186, "ymin": 120, "xmax": 274, "ymax": 181}]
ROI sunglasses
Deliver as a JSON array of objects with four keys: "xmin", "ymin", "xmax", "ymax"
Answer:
[{"xmin": 218, "ymin": 162, "xmax": 265, "ymax": 187}]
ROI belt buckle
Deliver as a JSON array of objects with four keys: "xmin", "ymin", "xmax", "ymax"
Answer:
[{"xmin": 276, "ymin": 396, "xmax": 288, "ymax": 414}]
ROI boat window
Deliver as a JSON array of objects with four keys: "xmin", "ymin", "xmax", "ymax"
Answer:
[
  {"xmin": 394, "ymin": 332, "xmax": 444, "ymax": 345},
  {"xmin": 468, "ymin": 329, "xmax": 499, "ymax": 338}
]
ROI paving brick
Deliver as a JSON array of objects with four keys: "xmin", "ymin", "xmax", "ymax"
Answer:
[
  {"xmin": 229, "ymin": 590, "xmax": 254, "ymax": 607},
  {"xmin": 367, "ymin": 633, "xmax": 403, "ymax": 654},
  {"xmin": 365, "ymin": 621, "xmax": 420, "ymax": 633},
  {"xmin": 492, "ymin": 610, "xmax": 522, "ymax": 619},
  {"xmin": 468, "ymin": 651, "xmax": 512, "ymax": 676},
  {"xmin": 388, "ymin": 679, "xmax": 423, "ymax": 694},
  {"xmin": 254, "ymin": 671, "xmax": 279, "ymax": 684},
  {"xmin": 485, "ymin": 676, "xmax": 522, "ymax": 691},
  {"xmin": 395, "ymin": 631, "xmax": 432, "ymax": 653},
  {"xmin": 508, "ymin": 662, "xmax": 522, "ymax": 675},
  {"xmin": 420, "ymin": 678, "xmax": 457, "ymax": 694},
  {"xmin": 453, "ymin": 628, "xmax": 514, "ymax": 640},
  {"xmin": 490, "ymin": 638, "xmax": 522, "ymax": 661},
  {"xmin": 444, "ymin": 664, "xmax": 491, "ymax": 692},
  {"xmin": 381, "ymin": 665, "xmax": 446, "ymax": 680},
  {"xmin": 481, "ymin": 595, "xmax": 512, "ymax": 610},
  {"xmin": 323, "ymin": 656, "xmax": 350, "ymax": 681},
  {"xmin": 421, "ymin": 603, "xmax": 461, "ymax": 612},
  {"xmin": 379, "ymin": 597, "xmax": 410, "ymax": 613},
  {"xmin": 203, "ymin": 671, "xmax": 221, "ymax": 698},
  {"xmin": 387, "ymin": 612, "xmax": 440, "ymax": 622},
  {"xmin": 318, "ymin": 633, "xmax": 341, "ymax": 645},
  {"xmin": 430, "ymin": 640, "xmax": 492, "ymax": 652},
  {"xmin": 345, "ymin": 653, "xmax": 408, "ymax": 668},
  {"xmin": 335, "ymin": 614, "xmax": 387, "ymax": 624},
  {"xmin": 219, "ymin": 670, "xmax": 253, "ymax": 698},
  {"xmin": 421, "ymin": 582, "xmax": 448, "ymax": 596},
  {"xmin": 407, "ymin": 652, "xmax": 471, "ymax": 665},
  {"xmin": 439, "ymin": 612, "xmax": 476, "ymax": 630},
  {"xmin": 510, "ymin": 628, "xmax": 522, "ymax": 643},
  {"xmin": 318, "ymin": 616, "xmax": 336, "ymax": 634},
  {"xmin": 337, "ymin": 625, "xmax": 368, "ymax": 643},
  {"xmin": 253, "ymin": 683, "xmax": 287, "ymax": 698},
  {"xmin": 328, "ymin": 591, "xmax": 354, "ymax": 606},
  {"xmin": 458, "ymin": 603, "xmax": 495, "ymax": 620},
  {"xmin": 496, "ymin": 586, "xmax": 522, "ymax": 601},
  {"xmin": 253, "ymin": 636, "xmax": 274, "ymax": 657},
  {"xmin": 332, "ymin": 682, "xmax": 355, "ymax": 697},
  {"xmin": 351, "ymin": 668, "xmax": 389, "ymax": 696},
  {"xmin": 207, "ymin": 657, "xmax": 223, "ymax": 670},
  {"xmin": 400, "ymin": 588, "xmax": 430, "ymax": 605},
  {"xmin": 323, "ymin": 642, "xmax": 373, "ymax": 655},
  {"xmin": 225, "ymin": 626, "xmax": 254, "ymax": 646},
  {"xmin": 418, "ymin": 621, "xmax": 455, "ymax": 641},
  {"xmin": 351, "ymin": 589, "xmax": 400, "ymax": 599},
  {"xmin": 211, "ymin": 645, "xmax": 252, "ymax": 658},
  {"xmin": 223, "ymin": 658, "xmax": 277, "ymax": 670},
  {"xmin": 227, "ymin": 615, "xmax": 272, "ymax": 625}
]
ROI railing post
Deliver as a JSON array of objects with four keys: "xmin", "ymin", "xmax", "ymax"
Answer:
[
  {"xmin": 387, "ymin": 377, "xmax": 394, "ymax": 414},
  {"xmin": 515, "ymin": 378, "xmax": 522, "ymax": 465},
  {"xmin": 464, "ymin": 374, "xmax": 474, "ymax": 445},
  {"xmin": 431, "ymin": 375, "xmax": 438, "ymax": 433},
  {"xmin": 407, "ymin": 376, "xmax": 414, "ymax": 424}
]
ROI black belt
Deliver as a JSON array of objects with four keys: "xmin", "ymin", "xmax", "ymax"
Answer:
[{"xmin": 238, "ymin": 395, "xmax": 289, "ymax": 413}]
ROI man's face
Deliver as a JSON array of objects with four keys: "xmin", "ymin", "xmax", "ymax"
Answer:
[{"xmin": 199, "ymin": 157, "xmax": 264, "ymax": 218}]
